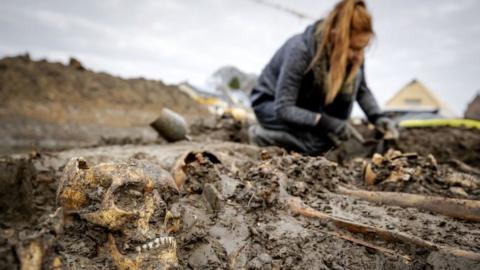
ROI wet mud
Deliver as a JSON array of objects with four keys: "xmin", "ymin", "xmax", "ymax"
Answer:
[{"xmin": 1, "ymin": 138, "xmax": 479, "ymax": 269}]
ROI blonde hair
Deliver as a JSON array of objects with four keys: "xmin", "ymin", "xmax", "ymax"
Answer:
[{"xmin": 309, "ymin": 0, "xmax": 374, "ymax": 104}]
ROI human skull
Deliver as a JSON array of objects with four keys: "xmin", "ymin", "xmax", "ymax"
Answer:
[{"xmin": 57, "ymin": 157, "xmax": 180, "ymax": 269}]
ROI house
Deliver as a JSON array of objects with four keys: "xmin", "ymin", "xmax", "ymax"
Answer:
[
  {"xmin": 384, "ymin": 79, "xmax": 456, "ymax": 118},
  {"xmin": 464, "ymin": 92, "xmax": 480, "ymax": 120},
  {"xmin": 207, "ymin": 66, "xmax": 258, "ymax": 107}
]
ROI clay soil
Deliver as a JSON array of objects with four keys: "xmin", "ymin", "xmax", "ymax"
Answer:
[
  {"xmin": 1, "ymin": 56, "xmax": 480, "ymax": 269},
  {"xmin": 0, "ymin": 55, "xmax": 209, "ymax": 154}
]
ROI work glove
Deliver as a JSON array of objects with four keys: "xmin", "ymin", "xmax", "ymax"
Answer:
[
  {"xmin": 317, "ymin": 113, "xmax": 350, "ymax": 144},
  {"xmin": 375, "ymin": 117, "xmax": 399, "ymax": 140}
]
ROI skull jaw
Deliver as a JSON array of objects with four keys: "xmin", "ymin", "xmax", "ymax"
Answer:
[
  {"xmin": 94, "ymin": 202, "xmax": 179, "ymax": 269},
  {"xmin": 107, "ymin": 233, "xmax": 178, "ymax": 270}
]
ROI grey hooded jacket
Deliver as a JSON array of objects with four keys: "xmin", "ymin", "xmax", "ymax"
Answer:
[{"xmin": 250, "ymin": 21, "xmax": 383, "ymax": 133}]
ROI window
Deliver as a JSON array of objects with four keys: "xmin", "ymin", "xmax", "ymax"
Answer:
[{"xmin": 404, "ymin": 98, "xmax": 422, "ymax": 106}]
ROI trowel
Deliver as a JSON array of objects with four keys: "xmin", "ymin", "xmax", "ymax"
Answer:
[{"xmin": 325, "ymin": 123, "xmax": 395, "ymax": 163}]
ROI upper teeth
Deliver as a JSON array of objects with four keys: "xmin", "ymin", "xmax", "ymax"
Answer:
[{"xmin": 136, "ymin": 237, "xmax": 176, "ymax": 251}]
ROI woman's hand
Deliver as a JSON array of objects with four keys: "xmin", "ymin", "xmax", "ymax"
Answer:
[
  {"xmin": 375, "ymin": 117, "xmax": 399, "ymax": 140},
  {"xmin": 317, "ymin": 113, "xmax": 349, "ymax": 139}
]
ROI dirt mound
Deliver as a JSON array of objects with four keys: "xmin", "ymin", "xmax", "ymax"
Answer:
[
  {"xmin": 396, "ymin": 127, "xmax": 480, "ymax": 168},
  {"xmin": 189, "ymin": 114, "xmax": 250, "ymax": 143},
  {"xmin": 0, "ymin": 55, "xmax": 210, "ymax": 154}
]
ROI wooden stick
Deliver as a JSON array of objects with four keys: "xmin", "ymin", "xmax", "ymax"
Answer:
[{"xmin": 336, "ymin": 186, "xmax": 480, "ymax": 222}]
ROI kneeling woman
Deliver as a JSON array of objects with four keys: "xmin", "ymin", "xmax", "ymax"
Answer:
[{"xmin": 249, "ymin": 0, "xmax": 396, "ymax": 154}]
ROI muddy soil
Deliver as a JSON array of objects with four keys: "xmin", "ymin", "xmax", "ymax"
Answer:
[
  {"xmin": 1, "ymin": 140, "xmax": 479, "ymax": 269},
  {"xmin": 189, "ymin": 115, "xmax": 250, "ymax": 144},
  {"xmin": 396, "ymin": 127, "xmax": 480, "ymax": 168}
]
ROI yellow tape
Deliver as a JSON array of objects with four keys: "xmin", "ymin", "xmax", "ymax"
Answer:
[{"xmin": 399, "ymin": 119, "xmax": 480, "ymax": 129}]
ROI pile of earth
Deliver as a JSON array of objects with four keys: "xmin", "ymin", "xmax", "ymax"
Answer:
[
  {"xmin": 0, "ymin": 54, "xmax": 210, "ymax": 154},
  {"xmin": 396, "ymin": 127, "xmax": 480, "ymax": 168},
  {"xmin": 189, "ymin": 114, "xmax": 250, "ymax": 143}
]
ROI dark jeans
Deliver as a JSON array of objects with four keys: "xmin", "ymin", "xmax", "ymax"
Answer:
[{"xmin": 250, "ymin": 99, "xmax": 332, "ymax": 155}]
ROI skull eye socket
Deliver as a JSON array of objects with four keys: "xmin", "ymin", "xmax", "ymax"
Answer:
[{"xmin": 114, "ymin": 183, "xmax": 145, "ymax": 212}]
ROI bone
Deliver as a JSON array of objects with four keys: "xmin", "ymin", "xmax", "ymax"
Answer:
[
  {"xmin": 286, "ymin": 196, "xmax": 480, "ymax": 261},
  {"xmin": 273, "ymin": 170, "xmax": 480, "ymax": 262},
  {"xmin": 107, "ymin": 234, "xmax": 138, "ymax": 270},
  {"xmin": 336, "ymin": 186, "xmax": 480, "ymax": 222},
  {"xmin": 142, "ymin": 244, "xmax": 148, "ymax": 250},
  {"xmin": 18, "ymin": 240, "xmax": 43, "ymax": 270}
]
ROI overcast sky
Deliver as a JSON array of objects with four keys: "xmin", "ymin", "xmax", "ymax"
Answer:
[{"xmin": 1, "ymin": 0, "xmax": 479, "ymax": 115}]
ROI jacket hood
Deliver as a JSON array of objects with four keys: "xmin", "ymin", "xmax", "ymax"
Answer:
[{"xmin": 302, "ymin": 20, "xmax": 323, "ymax": 57}]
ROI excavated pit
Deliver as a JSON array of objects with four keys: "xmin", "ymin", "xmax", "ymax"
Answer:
[
  {"xmin": 1, "ymin": 133, "xmax": 479, "ymax": 269},
  {"xmin": 1, "ymin": 56, "xmax": 479, "ymax": 269}
]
